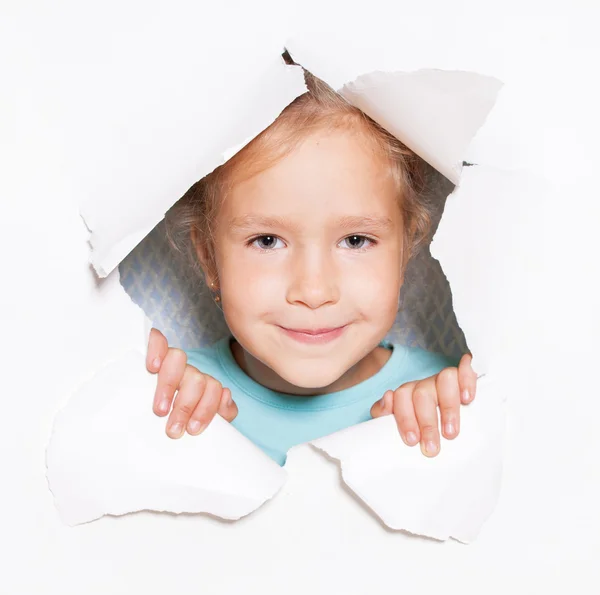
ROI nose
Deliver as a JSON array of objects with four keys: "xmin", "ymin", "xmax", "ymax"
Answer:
[{"xmin": 285, "ymin": 245, "xmax": 340, "ymax": 309}]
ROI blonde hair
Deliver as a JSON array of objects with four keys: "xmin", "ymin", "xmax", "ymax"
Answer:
[{"xmin": 165, "ymin": 63, "xmax": 434, "ymax": 288}]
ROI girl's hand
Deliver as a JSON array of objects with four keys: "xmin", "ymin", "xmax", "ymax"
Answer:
[
  {"xmin": 370, "ymin": 354, "xmax": 477, "ymax": 457},
  {"xmin": 146, "ymin": 328, "xmax": 238, "ymax": 438}
]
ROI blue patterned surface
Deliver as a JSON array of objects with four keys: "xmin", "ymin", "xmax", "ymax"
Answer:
[{"xmin": 119, "ymin": 169, "xmax": 467, "ymax": 360}]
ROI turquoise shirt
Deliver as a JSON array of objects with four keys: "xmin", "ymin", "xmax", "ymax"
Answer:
[{"xmin": 186, "ymin": 336, "xmax": 456, "ymax": 466}]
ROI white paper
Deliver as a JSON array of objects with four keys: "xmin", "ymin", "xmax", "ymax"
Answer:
[
  {"xmin": 5, "ymin": 7, "xmax": 598, "ymax": 592},
  {"xmin": 430, "ymin": 165, "xmax": 545, "ymax": 376},
  {"xmin": 46, "ymin": 41, "xmax": 511, "ymax": 540},
  {"xmin": 81, "ymin": 55, "xmax": 306, "ymax": 278},
  {"xmin": 339, "ymin": 70, "xmax": 502, "ymax": 185},
  {"xmin": 286, "ymin": 36, "xmax": 503, "ymax": 184},
  {"xmin": 46, "ymin": 350, "xmax": 286, "ymax": 526},
  {"xmin": 310, "ymin": 376, "xmax": 505, "ymax": 543}
]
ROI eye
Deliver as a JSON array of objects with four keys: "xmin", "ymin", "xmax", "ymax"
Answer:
[
  {"xmin": 249, "ymin": 235, "xmax": 285, "ymax": 251},
  {"xmin": 338, "ymin": 235, "xmax": 377, "ymax": 250}
]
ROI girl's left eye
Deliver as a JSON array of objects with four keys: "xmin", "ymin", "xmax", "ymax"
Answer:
[{"xmin": 338, "ymin": 235, "xmax": 376, "ymax": 250}]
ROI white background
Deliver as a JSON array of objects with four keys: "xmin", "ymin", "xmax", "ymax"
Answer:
[{"xmin": 1, "ymin": 1, "xmax": 599, "ymax": 593}]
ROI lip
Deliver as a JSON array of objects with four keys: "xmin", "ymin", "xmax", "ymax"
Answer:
[{"xmin": 279, "ymin": 324, "xmax": 348, "ymax": 345}]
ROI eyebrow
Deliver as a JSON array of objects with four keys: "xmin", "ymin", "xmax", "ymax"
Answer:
[{"xmin": 228, "ymin": 214, "xmax": 395, "ymax": 234}]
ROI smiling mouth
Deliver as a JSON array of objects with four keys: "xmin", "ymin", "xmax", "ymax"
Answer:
[
  {"xmin": 278, "ymin": 324, "xmax": 348, "ymax": 344},
  {"xmin": 283, "ymin": 326, "xmax": 345, "ymax": 335}
]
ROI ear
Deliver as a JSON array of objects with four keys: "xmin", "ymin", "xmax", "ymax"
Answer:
[
  {"xmin": 401, "ymin": 214, "xmax": 421, "ymax": 271},
  {"xmin": 190, "ymin": 228, "xmax": 217, "ymax": 287},
  {"xmin": 400, "ymin": 231, "xmax": 413, "ymax": 277}
]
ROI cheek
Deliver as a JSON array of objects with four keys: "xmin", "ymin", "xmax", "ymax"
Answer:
[
  {"xmin": 219, "ymin": 251, "xmax": 284, "ymax": 313},
  {"xmin": 344, "ymin": 249, "xmax": 403, "ymax": 311}
]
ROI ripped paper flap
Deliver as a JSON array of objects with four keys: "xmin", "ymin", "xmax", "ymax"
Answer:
[
  {"xmin": 310, "ymin": 375, "xmax": 505, "ymax": 543},
  {"xmin": 80, "ymin": 56, "xmax": 306, "ymax": 278},
  {"xmin": 46, "ymin": 351, "xmax": 286, "ymax": 526},
  {"xmin": 340, "ymin": 70, "xmax": 502, "ymax": 184},
  {"xmin": 286, "ymin": 38, "xmax": 502, "ymax": 185}
]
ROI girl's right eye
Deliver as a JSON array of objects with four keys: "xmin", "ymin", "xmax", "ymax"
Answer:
[{"xmin": 248, "ymin": 235, "xmax": 285, "ymax": 251}]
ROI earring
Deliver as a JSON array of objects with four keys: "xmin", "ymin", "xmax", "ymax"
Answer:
[{"xmin": 210, "ymin": 281, "xmax": 221, "ymax": 303}]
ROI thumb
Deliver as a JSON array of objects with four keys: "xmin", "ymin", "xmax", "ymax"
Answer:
[
  {"xmin": 370, "ymin": 390, "xmax": 394, "ymax": 418},
  {"xmin": 218, "ymin": 388, "xmax": 238, "ymax": 422}
]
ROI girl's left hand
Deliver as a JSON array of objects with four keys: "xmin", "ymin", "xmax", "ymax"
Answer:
[{"xmin": 370, "ymin": 354, "xmax": 477, "ymax": 457}]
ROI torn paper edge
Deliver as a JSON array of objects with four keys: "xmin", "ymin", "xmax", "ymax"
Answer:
[
  {"xmin": 46, "ymin": 349, "xmax": 288, "ymax": 526},
  {"xmin": 84, "ymin": 58, "xmax": 307, "ymax": 278},
  {"xmin": 49, "ymin": 47, "xmax": 512, "ymax": 538},
  {"xmin": 309, "ymin": 375, "xmax": 507, "ymax": 543}
]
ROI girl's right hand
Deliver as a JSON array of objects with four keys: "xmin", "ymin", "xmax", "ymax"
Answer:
[{"xmin": 146, "ymin": 328, "xmax": 238, "ymax": 438}]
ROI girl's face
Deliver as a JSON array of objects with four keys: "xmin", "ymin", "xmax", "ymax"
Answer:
[{"xmin": 211, "ymin": 126, "xmax": 405, "ymax": 391}]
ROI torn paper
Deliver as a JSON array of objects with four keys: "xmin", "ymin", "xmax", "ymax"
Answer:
[
  {"xmin": 46, "ymin": 350, "xmax": 286, "ymax": 526},
  {"xmin": 286, "ymin": 38, "xmax": 502, "ymax": 185},
  {"xmin": 80, "ymin": 56, "xmax": 306, "ymax": 278},
  {"xmin": 339, "ymin": 70, "xmax": 502, "ymax": 185},
  {"xmin": 430, "ymin": 165, "xmax": 544, "ymax": 376},
  {"xmin": 47, "ymin": 39, "xmax": 512, "ymax": 540},
  {"xmin": 310, "ymin": 376, "xmax": 505, "ymax": 543}
]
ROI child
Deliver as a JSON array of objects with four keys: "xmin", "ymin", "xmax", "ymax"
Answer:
[{"xmin": 145, "ymin": 67, "xmax": 477, "ymax": 466}]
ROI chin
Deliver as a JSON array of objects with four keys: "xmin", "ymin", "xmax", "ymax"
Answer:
[{"xmin": 274, "ymin": 360, "xmax": 348, "ymax": 391}]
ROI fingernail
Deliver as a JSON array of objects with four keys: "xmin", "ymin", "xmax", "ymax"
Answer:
[
  {"xmin": 152, "ymin": 357, "xmax": 161, "ymax": 369},
  {"xmin": 158, "ymin": 399, "xmax": 169, "ymax": 414},
  {"xmin": 169, "ymin": 423, "xmax": 183, "ymax": 438},
  {"xmin": 462, "ymin": 389, "xmax": 471, "ymax": 403},
  {"xmin": 445, "ymin": 422, "xmax": 455, "ymax": 436},
  {"xmin": 406, "ymin": 431, "xmax": 418, "ymax": 445},
  {"xmin": 380, "ymin": 394, "xmax": 387, "ymax": 408},
  {"xmin": 188, "ymin": 420, "xmax": 202, "ymax": 434},
  {"xmin": 425, "ymin": 440, "xmax": 437, "ymax": 454}
]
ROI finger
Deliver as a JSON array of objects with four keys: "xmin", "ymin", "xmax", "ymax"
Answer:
[
  {"xmin": 370, "ymin": 390, "xmax": 395, "ymax": 418},
  {"xmin": 435, "ymin": 367, "xmax": 461, "ymax": 440},
  {"xmin": 186, "ymin": 376, "xmax": 223, "ymax": 435},
  {"xmin": 391, "ymin": 383, "xmax": 420, "ymax": 446},
  {"xmin": 166, "ymin": 365, "xmax": 207, "ymax": 438},
  {"xmin": 146, "ymin": 328, "xmax": 168, "ymax": 373},
  {"xmin": 217, "ymin": 388, "xmax": 238, "ymax": 423},
  {"xmin": 458, "ymin": 353, "xmax": 477, "ymax": 404},
  {"xmin": 412, "ymin": 378, "xmax": 441, "ymax": 457},
  {"xmin": 153, "ymin": 348, "xmax": 187, "ymax": 417}
]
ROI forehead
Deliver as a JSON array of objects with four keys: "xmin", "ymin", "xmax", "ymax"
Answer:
[{"xmin": 220, "ymin": 127, "xmax": 400, "ymax": 224}]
